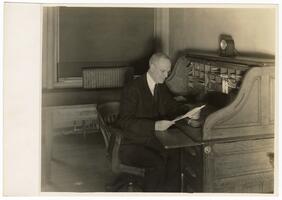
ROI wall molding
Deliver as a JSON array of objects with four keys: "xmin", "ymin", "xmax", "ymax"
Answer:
[
  {"xmin": 154, "ymin": 8, "xmax": 170, "ymax": 55},
  {"xmin": 43, "ymin": 7, "xmax": 83, "ymax": 89}
]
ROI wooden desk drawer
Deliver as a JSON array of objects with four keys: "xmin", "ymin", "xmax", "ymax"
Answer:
[
  {"xmin": 183, "ymin": 156, "xmax": 203, "ymax": 193},
  {"xmin": 183, "ymin": 160, "xmax": 202, "ymax": 178},
  {"xmin": 184, "ymin": 146, "xmax": 201, "ymax": 157},
  {"xmin": 212, "ymin": 139, "xmax": 274, "ymax": 179},
  {"xmin": 183, "ymin": 168, "xmax": 203, "ymax": 192},
  {"xmin": 184, "ymin": 164, "xmax": 202, "ymax": 180},
  {"xmin": 202, "ymin": 138, "xmax": 274, "ymax": 193},
  {"xmin": 212, "ymin": 171, "xmax": 274, "ymax": 193},
  {"xmin": 213, "ymin": 138, "xmax": 274, "ymax": 155},
  {"xmin": 183, "ymin": 146, "xmax": 203, "ymax": 166}
]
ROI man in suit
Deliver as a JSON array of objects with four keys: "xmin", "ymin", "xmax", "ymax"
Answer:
[{"xmin": 117, "ymin": 52, "xmax": 190, "ymax": 192}]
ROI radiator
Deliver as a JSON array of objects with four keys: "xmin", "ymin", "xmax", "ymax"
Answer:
[{"xmin": 82, "ymin": 66, "xmax": 133, "ymax": 89}]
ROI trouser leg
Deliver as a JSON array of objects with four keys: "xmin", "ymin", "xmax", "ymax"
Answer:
[
  {"xmin": 164, "ymin": 148, "xmax": 180, "ymax": 192},
  {"xmin": 145, "ymin": 136, "xmax": 180, "ymax": 191},
  {"xmin": 119, "ymin": 144, "xmax": 166, "ymax": 192}
]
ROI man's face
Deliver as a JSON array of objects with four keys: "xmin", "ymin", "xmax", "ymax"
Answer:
[{"xmin": 151, "ymin": 58, "xmax": 171, "ymax": 84}]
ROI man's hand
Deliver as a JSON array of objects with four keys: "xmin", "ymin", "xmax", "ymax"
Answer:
[
  {"xmin": 186, "ymin": 118, "xmax": 201, "ymax": 128},
  {"xmin": 155, "ymin": 120, "xmax": 175, "ymax": 131}
]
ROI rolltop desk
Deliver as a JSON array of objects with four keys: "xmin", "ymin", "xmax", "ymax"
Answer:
[{"xmin": 164, "ymin": 52, "xmax": 275, "ymax": 193}]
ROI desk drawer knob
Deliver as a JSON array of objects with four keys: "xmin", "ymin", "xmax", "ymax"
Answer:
[{"xmin": 204, "ymin": 146, "xmax": 211, "ymax": 154}]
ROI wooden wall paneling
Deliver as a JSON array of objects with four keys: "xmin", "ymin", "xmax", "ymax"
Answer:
[{"xmin": 41, "ymin": 104, "xmax": 99, "ymax": 188}]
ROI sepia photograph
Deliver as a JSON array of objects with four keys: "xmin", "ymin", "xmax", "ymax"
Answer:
[{"xmin": 3, "ymin": 2, "xmax": 278, "ymax": 197}]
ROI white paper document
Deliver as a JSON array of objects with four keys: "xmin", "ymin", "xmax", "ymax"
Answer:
[{"xmin": 172, "ymin": 104, "xmax": 206, "ymax": 123}]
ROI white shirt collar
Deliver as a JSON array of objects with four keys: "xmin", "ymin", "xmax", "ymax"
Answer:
[{"xmin": 146, "ymin": 72, "xmax": 156, "ymax": 95}]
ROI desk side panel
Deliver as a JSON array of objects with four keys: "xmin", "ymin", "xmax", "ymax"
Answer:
[{"xmin": 203, "ymin": 138, "xmax": 274, "ymax": 193}]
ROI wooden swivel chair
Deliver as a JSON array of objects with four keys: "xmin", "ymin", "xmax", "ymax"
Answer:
[{"xmin": 97, "ymin": 101, "xmax": 145, "ymax": 192}]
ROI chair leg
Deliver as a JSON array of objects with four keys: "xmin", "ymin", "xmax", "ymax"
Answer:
[
  {"xmin": 126, "ymin": 175, "xmax": 143, "ymax": 192},
  {"xmin": 105, "ymin": 174, "xmax": 128, "ymax": 192},
  {"xmin": 105, "ymin": 173, "xmax": 143, "ymax": 192},
  {"xmin": 127, "ymin": 181, "xmax": 134, "ymax": 192}
]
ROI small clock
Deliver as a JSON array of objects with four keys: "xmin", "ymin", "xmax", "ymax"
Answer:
[
  {"xmin": 219, "ymin": 34, "xmax": 236, "ymax": 57},
  {"xmin": 220, "ymin": 39, "xmax": 228, "ymax": 50}
]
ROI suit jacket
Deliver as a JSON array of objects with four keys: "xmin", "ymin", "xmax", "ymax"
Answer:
[{"xmin": 117, "ymin": 74, "xmax": 189, "ymax": 148}]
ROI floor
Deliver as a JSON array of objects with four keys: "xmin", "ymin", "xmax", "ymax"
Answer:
[{"xmin": 42, "ymin": 132, "xmax": 116, "ymax": 192}]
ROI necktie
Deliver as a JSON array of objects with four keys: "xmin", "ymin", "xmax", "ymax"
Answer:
[
  {"xmin": 154, "ymin": 84, "xmax": 160, "ymax": 118},
  {"xmin": 154, "ymin": 84, "xmax": 159, "ymax": 103}
]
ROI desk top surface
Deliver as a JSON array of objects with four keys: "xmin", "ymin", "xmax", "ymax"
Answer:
[
  {"xmin": 155, "ymin": 126, "xmax": 201, "ymax": 149},
  {"xmin": 155, "ymin": 123, "xmax": 274, "ymax": 149},
  {"xmin": 175, "ymin": 121, "xmax": 202, "ymax": 142}
]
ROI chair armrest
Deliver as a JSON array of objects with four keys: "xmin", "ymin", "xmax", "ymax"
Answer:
[
  {"xmin": 108, "ymin": 126, "xmax": 123, "ymax": 148},
  {"xmin": 109, "ymin": 127, "xmax": 123, "ymax": 173},
  {"xmin": 109, "ymin": 126, "xmax": 145, "ymax": 177},
  {"xmin": 97, "ymin": 113, "xmax": 111, "ymax": 149},
  {"xmin": 109, "ymin": 126, "xmax": 124, "ymax": 137}
]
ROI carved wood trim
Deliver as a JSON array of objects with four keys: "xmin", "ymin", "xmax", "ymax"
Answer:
[
  {"xmin": 203, "ymin": 143, "xmax": 215, "ymax": 192},
  {"xmin": 269, "ymin": 76, "xmax": 275, "ymax": 123},
  {"xmin": 166, "ymin": 55, "xmax": 192, "ymax": 95}
]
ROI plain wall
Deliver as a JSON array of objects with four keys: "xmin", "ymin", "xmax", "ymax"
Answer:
[
  {"xmin": 43, "ymin": 7, "xmax": 155, "ymax": 105},
  {"xmin": 59, "ymin": 7, "xmax": 155, "ymax": 77},
  {"xmin": 169, "ymin": 7, "xmax": 276, "ymax": 61}
]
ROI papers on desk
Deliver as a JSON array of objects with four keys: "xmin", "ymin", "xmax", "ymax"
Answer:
[{"xmin": 172, "ymin": 104, "xmax": 206, "ymax": 123}]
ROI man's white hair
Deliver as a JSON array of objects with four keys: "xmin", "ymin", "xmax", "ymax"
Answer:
[{"xmin": 149, "ymin": 52, "xmax": 170, "ymax": 67}]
